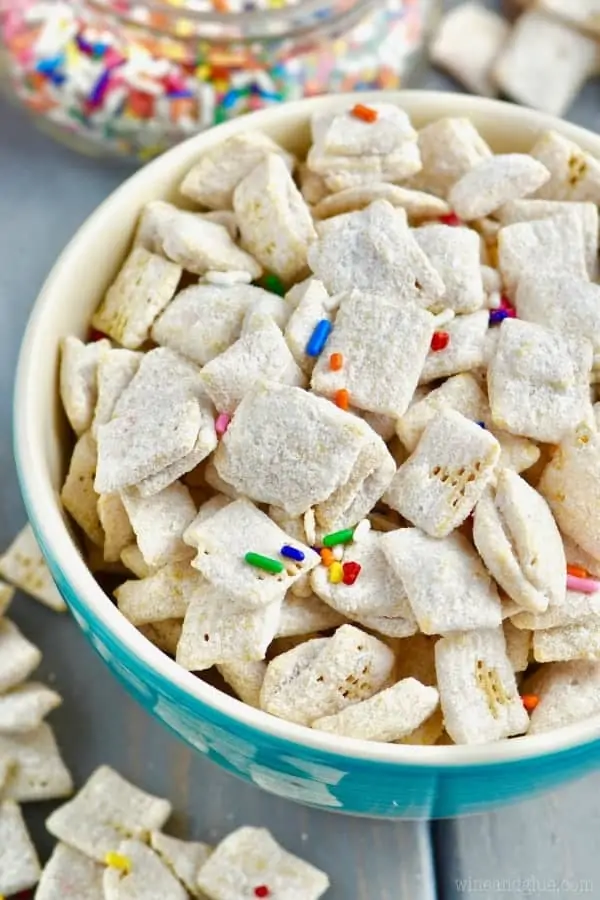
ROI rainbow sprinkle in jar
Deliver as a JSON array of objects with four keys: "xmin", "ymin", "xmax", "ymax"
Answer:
[{"xmin": 0, "ymin": 0, "xmax": 438, "ymax": 160}]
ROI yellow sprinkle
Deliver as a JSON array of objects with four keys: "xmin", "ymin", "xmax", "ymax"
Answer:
[
  {"xmin": 195, "ymin": 64, "xmax": 210, "ymax": 79},
  {"xmin": 329, "ymin": 561, "xmax": 343, "ymax": 584},
  {"xmin": 105, "ymin": 851, "xmax": 132, "ymax": 873}
]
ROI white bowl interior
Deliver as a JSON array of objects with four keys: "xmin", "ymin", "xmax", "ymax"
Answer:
[{"xmin": 15, "ymin": 91, "xmax": 600, "ymax": 767}]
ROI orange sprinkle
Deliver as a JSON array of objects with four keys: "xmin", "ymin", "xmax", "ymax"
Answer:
[
  {"xmin": 329, "ymin": 352, "xmax": 343, "ymax": 371},
  {"xmin": 320, "ymin": 548, "xmax": 334, "ymax": 567},
  {"xmin": 351, "ymin": 103, "xmax": 378, "ymax": 123},
  {"xmin": 567, "ymin": 564, "xmax": 589, "ymax": 579},
  {"xmin": 335, "ymin": 389, "xmax": 350, "ymax": 411},
  {"xmin": 521, "ymin": 694, "xmax": 539, "ymax": 713}
]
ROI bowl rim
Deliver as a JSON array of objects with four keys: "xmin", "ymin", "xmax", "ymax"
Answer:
[{"xmin": 14, "ymin": 90, "xmax": 600, "ymax": 769}]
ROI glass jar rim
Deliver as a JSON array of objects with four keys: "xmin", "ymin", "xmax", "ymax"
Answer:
[{"xmin": 90, "ymin": 0, "xmax": 376, "ymax": 42}]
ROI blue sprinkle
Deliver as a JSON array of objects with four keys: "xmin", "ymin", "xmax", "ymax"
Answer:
[
  {"xmin": 477, "ymin": 421, "xmax": 486, "ymax": 429},
  {"xmin": 220, "ymin": 89, "xmax": 241, "ymax": 109},
  {"xmin": 36, "ymin": 55, "xmax": 64, "ymax": 74},
  {"xmin": 280, "ymin": 545, "xmax": 305, "ymax": 562},
  {"xmin": 306, "ymin": 319, "xmax": 332, "ymax": 357},
  {"xmin": 489, "ymin": 309, "xmax": 509, "ymax": 325}
]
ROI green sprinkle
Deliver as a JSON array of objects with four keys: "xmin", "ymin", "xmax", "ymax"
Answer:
[
  {"xmin": 322, "ymin": 528, "xmax": 355, "ymax": 548},
  {"xmin": 262, "ymin": 273, "xmax": 286, "ymax": 296},
  {"xmin": 245, "ymin": 552, "xmax": 285, "ymax": 574}
]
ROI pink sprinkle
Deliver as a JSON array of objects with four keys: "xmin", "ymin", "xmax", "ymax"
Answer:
[
  {"xmin": 215, "ymin": 413, "xmax": 230, "ymax": 436},
  {"xmin": 567, "ymin": 574, "xmax": 600, "ymax": 594}
]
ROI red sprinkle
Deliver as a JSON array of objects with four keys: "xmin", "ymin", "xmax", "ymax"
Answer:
[
  {"xmin": 330, "ymin": 352, "xmax": 344, "ymax": 371},
  {"xmin": 89, "ymin": 328, "xmax": 107, "ymax": 342},
  {"xmin": 438, "ymin": 212, "xmax": 462, "ymax": 227},
  {"xmin": 431, "ymin": 331, "xmax": 450, "ymax": 352},
  {"xmin": 254, "ymin": 888, "xmax": 271, "ymax": 898},
  {"xmin": 335, "ymin": 388, "xmax": 350, "ymax": 411},
  {"xmin": 342, "ymin": 561, "xmax": 362, "ymax": 585},
  {"xmin": 350, "ymin": 103, "xmax": 378, "ymax": 123},
  {"xmin": 521, "ymin": 694, "xmax": 539, "ymax": 713}
]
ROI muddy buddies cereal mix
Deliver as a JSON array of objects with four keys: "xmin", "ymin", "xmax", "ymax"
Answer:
[{"xmin": 56, "ymin": 100, "xmax": 600, "ymax": 748}]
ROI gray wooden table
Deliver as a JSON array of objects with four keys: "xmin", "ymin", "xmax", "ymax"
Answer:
[{"xmin": 2, "ymin": 1, "xmax": 600, "ymax": 894}]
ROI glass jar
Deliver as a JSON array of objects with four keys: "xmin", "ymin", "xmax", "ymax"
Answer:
[{"xmin": 0, "ymin": 0, "xmax": 439, "ymax": 161}]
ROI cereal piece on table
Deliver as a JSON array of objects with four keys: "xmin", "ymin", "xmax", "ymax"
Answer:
[
  {"xmin": 537, "ymin": 0, "xmax": 600, "ymax": 34},
  {"xmin": 435, "ymin": 627, "xmax": 529, "ymax": 744},
  {"xmin": 60, "ymin": 336, "xmax": 111, "ymax": 436},
  {"xmin": 0, "ymin": 619, "xmax": 42, "ymax": 693},
  {"xmin": 138, "ymin": 620, "xmax": 183, "ymax": 657},
  {"xmin": 91, "ymin": 247, "xmax": 182, "ymax": 350},
  {"xmin": 115, "ymin": 561, "xmax": 203, "ymax": 626},
  {"xmin": 448, "ymin": 155, "xmax": 549, "ymax": 222},
  {"xmin": 95, "ymin": 348, "xmax": 217, "ymax": 495},
  {"xmin": 516, "ymin": 271, "xmax": 600, "ymax": 354},
  {"xmin": 217, "ymin": 659, "xmax": 267, "ymax": 708},
  {"xmin": 529, "ymin": 129, "xmax": 600, "ymax": 203},
  {"xmin": 498, "ymin": 209, "xmax": 589, "ymax": 295},
  {"xmin": 0, "ymin": 524, "xmax": 65, "ymax": 611},
  {"xmin": 97, "ymin": 493, "xmax": 135, "ymax": 563},
  {"xmin": 233, "ymin": 154, "xmax": 316, "ymax": 285},
  {"xmin": 197, "ymin": 826, "xmax": 329, "ymax": 900},
  {"xmin": 214, "ymin": 381, "xmax": 395, "ymax": 531},
  {"xmin": 0, "ymin": 722, "xmax": 73, "ymax": 802},
  {"xmin": 35, "ymin": 842, "xmax": 105, "ymax": 900},
  {"xmin": 533, "ymin": 622, "xmax": 600, "ymax": 662},
  {"xmin": 120, "ymin": 482, "xmax": 196, "ymax": 569},
  {"xmin": 313, "ymin": 182, "xmax": 450, "ymax": 222},
  {"xmin": 381, "ymin": 529, "xmax": 502, "ymax": 634},
  {"xmin": 526, "ymin": 660, "xmax": 600, "ymax": 734},
  {"xmin": 283, "ymin": 278, "xmax": 336, "ymax": 374},
  {"xmin": 311, "ymin": 531, "xmax": 416, "ymax": 625},
  {"xmin": 200, "ymin": 319, "xmax": 305, "ymax": 414},
  {"xmin": 473, "ymin": 467, "xmax": 566, "ymax": 614},
  {"xmin": 419, "ymin": 310, "xmax": 489, "ymax": 384},
  {"xmin": 92, "ymin": 349, "xmax": 142, "ymax": 438},
  {"xmin": 183, "ymin": 498, "xmax": 319, "ymax": 609},
  {"xmin": 46, "ymin": 766, "xmax": 171, "ymax": 862},
  {"xmin": 0, "ymin": 799, "xmax": 41, "ymax": 896},
  {"xmin": 313, "ymin": 677, "xmax": 439, "ymax": 741},
  {"xmin": 176, "ymin": 584, "xmax": 281, "ymax": 671},
  {"xmin": 413, "ymin": 224, "xmax": 484, "ymax": 314},
  {"xmin": 61, "ymin": 431, "xmax": 103, "ymax": 547},
  {"xmin": 497, "ymin": 199, "xmax": 599, "ymax": 279},
  {"xmin": 120, "ymin": 544, "xmax": 155, "ymax": 579},
  {"xmin": 0, "ymin": 682, "xmax": 62, "ymax": 734},
  {"xmin": 277, "ymin": 591, "xmax": 346, "ymax": 637},
  {"xmin": 493, "ymin": 11, "xmax": 598, "ymax": 117},
  {"xmin": 150, "ymin": 831, "xmax": 212, "ymax": 898},
  {"xmin": 488, "ymin": 319, "xmax": 593, "ymax": 444},
  {"xmin": 411, "ymin": 118, "xmax": 492, "ymax": 198},
  {"xmin": 241, "ymin": 292, "xmax": 293, "ymax": 335},
  {"xmin": 430, "ymin": 2, "xmax": 510, "ymax": 97},
  {"xmin": 511, "ymin": 588, "xmax": 600, "ymax": 631},
  {"xmin": 503, "ymin": 621, "xmax": 531, "ymax": 672},
  {"xmin": 180, "ymin": 132, "xmax": 294, "ymax": 209},
  {"xmin": 261, "ymin": 624, "xmax": 395, "ymax": 726},
  {"xmin": 103, "ymin": 838, "xmax": 188, "ymax": 900},
  {"xmin": 0, "ymin": 579, "xmax": 14, "ymax": 616},
  {"xmin": 311, "ymin": 291, "xmax": 435, "ymax": 417},
  {"xmin": 307, "ymin": 201, "xmax": 445, "ymax": 303},
  {"xmin": 384, "ymin": 410, "xmax": 500, "ymax": 538},
  {"xmin": 539, "ymin": 428, "xmax": 600, "ymax": 559},
  {"xmin": 152, "ymin": 283, "xmax": 269, "ymax": 366}
]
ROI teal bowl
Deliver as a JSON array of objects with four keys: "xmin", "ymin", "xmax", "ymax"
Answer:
[{"xmin": 14, "ymin": 91, "xmax": 600, "ymax": 819}]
